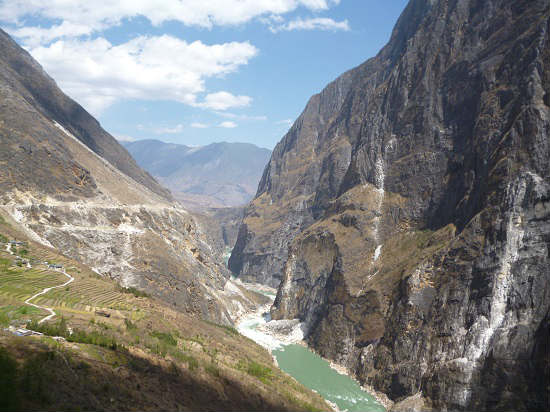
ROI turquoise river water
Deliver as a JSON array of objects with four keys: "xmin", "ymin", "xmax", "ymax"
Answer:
[{"xmin": 237, "ymin": 306, "xmax": 385, "ymax": 412}]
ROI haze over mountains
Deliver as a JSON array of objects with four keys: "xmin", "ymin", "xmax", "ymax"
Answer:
[{"xmin": 123, "ymin": 139, "xmax": 271, "ymax": 209}]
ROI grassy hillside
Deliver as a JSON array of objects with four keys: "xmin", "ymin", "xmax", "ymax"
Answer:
[{"xmin": 0, "ymin": 212, "xmax": 329, "ymax": 412}]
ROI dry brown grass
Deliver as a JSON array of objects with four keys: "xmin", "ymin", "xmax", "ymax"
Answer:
[{"xmin": 0, "ymin": 210, "xmax": 329, "ymax": 412}]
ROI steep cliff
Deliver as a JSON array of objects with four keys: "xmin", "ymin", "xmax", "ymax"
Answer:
[
  {"xmin": 230, "ymin": 0, "xmax": 550, "ymax": 409},
  {"xmin": 0, "ymin": 29, "xmax": 254, "ymax": 324}
]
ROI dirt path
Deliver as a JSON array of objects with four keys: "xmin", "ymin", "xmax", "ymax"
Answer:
[{"xmin": 25, "ymin": 268, "xmax": 74, "ymax": 324}]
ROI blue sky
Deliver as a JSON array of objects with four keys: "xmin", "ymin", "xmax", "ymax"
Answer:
[{"xmin": 0, "ymin": 0, "xmax": 408, "ymax": 149}]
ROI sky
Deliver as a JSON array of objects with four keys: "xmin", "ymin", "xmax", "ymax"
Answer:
[{"xmin": 0, "ymin": 0, "xmax": 409, "ymax": 149}]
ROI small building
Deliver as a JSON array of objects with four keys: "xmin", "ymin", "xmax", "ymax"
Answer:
[{"xmin": 15, "ymin": 328, "xmax": 33, "ymax": 336}]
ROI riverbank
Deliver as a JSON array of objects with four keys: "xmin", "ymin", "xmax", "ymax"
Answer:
[
  {"xmin": 325, "ymin": 357, "xmax": 394, "ymax": 410},
  {"xmin": 235, "ymin": 281, "xmax": 387, "ymax": 412}
]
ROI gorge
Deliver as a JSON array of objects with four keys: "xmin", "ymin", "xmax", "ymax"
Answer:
[
  {"xmin": 0, "ymin": 0, "xmax": 548, "ymax": 411},
  {"xmin": 230, "ymin": 0, "xmax": 550, "ymax": 410}
]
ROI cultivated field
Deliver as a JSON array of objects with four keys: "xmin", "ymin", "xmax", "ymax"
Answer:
[{"xmin": 0, "ymin": 211, "xmax": 329, "ymax": 412}]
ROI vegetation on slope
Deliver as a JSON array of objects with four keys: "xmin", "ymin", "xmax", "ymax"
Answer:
[{"xmin": 0, "ymin": 212, "xmax": 329, "ymax": 412}]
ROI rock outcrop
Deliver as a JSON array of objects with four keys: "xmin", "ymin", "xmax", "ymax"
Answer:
[
  {"xmin": 230, "ymin": 0, "xmax": 550, "ymax": 409},
  {"xmin": 0, "ymin": 29, "xmax": 254, "ymax": 324}
]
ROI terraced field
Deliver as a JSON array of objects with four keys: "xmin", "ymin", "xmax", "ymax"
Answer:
[
  {"xmin": 0, "ymin": 213, "xmax": 329, "ymax": 412},
  {"xmin": 34, "ymin": 278, "xmax": 128, "ymax": 312},
  {"xmin": 0, "ymin": 252, "xmax": 69, "ymax": 323},
  {"xmin": 0, "ymin": 218, "xmax": 134, "ymax": 326},
  {"xmin": 0, "ymin": 245, "xmax": 137, "ymax": 325},
  {"xmin": 0, "ymin": 261, "xmax": 66, "ymax": 302}
]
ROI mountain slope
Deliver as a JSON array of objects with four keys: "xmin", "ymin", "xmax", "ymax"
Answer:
[
  {"xmin": 0, "ymin": 214, "xmax": 327, "ymax": 412},
  {"xmin": 124, "ymin": 139, "xmax": 271, "ymax": 209},
  {"xmin": 0, "ymin": 29, "xmax": 250, "ymax": 324},
  {"xmin": 230, "ymin": 0, "xmax": 550, "ymax": 410},
  {"xmin": 0, "ymin": 29, "xmax": 171, "ymax": 202}
]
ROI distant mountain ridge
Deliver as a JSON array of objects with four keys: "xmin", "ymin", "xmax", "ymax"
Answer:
[{"xmin": 123, "ymin": 139, "xmax": 271, "ymax": 209}]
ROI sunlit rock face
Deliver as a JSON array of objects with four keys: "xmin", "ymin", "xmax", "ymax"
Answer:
[{"xmin": 230, "ymin": 0, "xmax": 550, "ymax": 409}]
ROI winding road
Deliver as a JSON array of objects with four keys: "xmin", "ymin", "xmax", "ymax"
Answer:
[{"xmin": 25, "ymin": 267, "xmax": 74, "ymax": 324}]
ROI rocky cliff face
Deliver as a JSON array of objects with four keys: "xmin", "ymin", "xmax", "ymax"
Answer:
[
  {"xmin": 0, "ymin": 29, "xmax": 256, "ymax": 324},
  {"xmin": 230, "ymin": 0, "xmax": 550, "ymax": 409}
]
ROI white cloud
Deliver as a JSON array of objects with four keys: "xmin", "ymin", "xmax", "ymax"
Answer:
[
  {"xmin": 214, "ymin": 111, "xmax": 267, "ymax": 121},
  {"xmin": 272, "ymin": 17, "xmax": 350, "ymax": 32},
  {"xmin": 27, "ymin": 35, "xmax": 257, "ymax": 115},
  {"xmin": 219, "ymin": 121, "xmax": 238, "ymax": 128},
  {"xmin": 191, "ymin": 122, "xmax": 209, "ymax": 128},
  {"xmin": 7, "ymin": 21, "xmax": 98, "ymax": 48},
  {"xmin": 115, "ymin": 134, "xmax": 136, "ymax": 142},
  {"xmin": 0, "ymin": 0, "xmax": 341, "ymax": 44},
  {"xmin": 154, "ymin": 124, "xmax": 184, "ymax": 134},
  {"xmin": 197, "ymin": 91, "xmax": 252, "ymax": 111}
]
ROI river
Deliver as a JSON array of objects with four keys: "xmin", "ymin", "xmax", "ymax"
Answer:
[{"xmin": 236, "ymin": 300, "xmax": 386, "ymax": 412}]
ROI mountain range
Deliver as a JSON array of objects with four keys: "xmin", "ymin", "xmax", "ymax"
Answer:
[
  {"xmin": 0, "ymin": 0, "xmax": 548, "ymax": 410},
  {"xmin": 123, "ymin": 139, "xmax": 271, "ymax": 209}
]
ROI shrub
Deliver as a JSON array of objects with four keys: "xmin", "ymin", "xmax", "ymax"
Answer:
[
  {"xmin": 171, "ymin": 350, "xmax": 198, "ymax": 371},
  {"xmin": 21, "ymin": 351, "xmax": 55, "ymax": 404},
  {"xmin": 0, "ymin": 312, "xmax": 9, "ymax": 327},
  {"xmin": 146, "ymin": 342, "xmax": 167, "ymax": 357},
  {"xmin": 17, "ymin": 306, "xmax": 28, "ymax": 315},
  {"xmin": 204, "ymin": 361, "xmax": 220, "ymax": 377},
  {"xmin": 27, "ymin": 318, "xmax": 118, "ymax": 350},
  {"xmin": 116, "ymin": 285, "xmax": 149, "ymax": 298},
  {"xmin": 204, "ymin": 320, "xmax": 239, "ymax": 336},
  {"xmin": 150, "ymin": 331, "xmax": 177, "ymax": 346},
  {"xmin": 238, "ymin": 359, "xmax": 273, "ymax": 384},
  {"xmin": 124, "ymin": 318, "xmax": 137, "ymax": 331}
]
